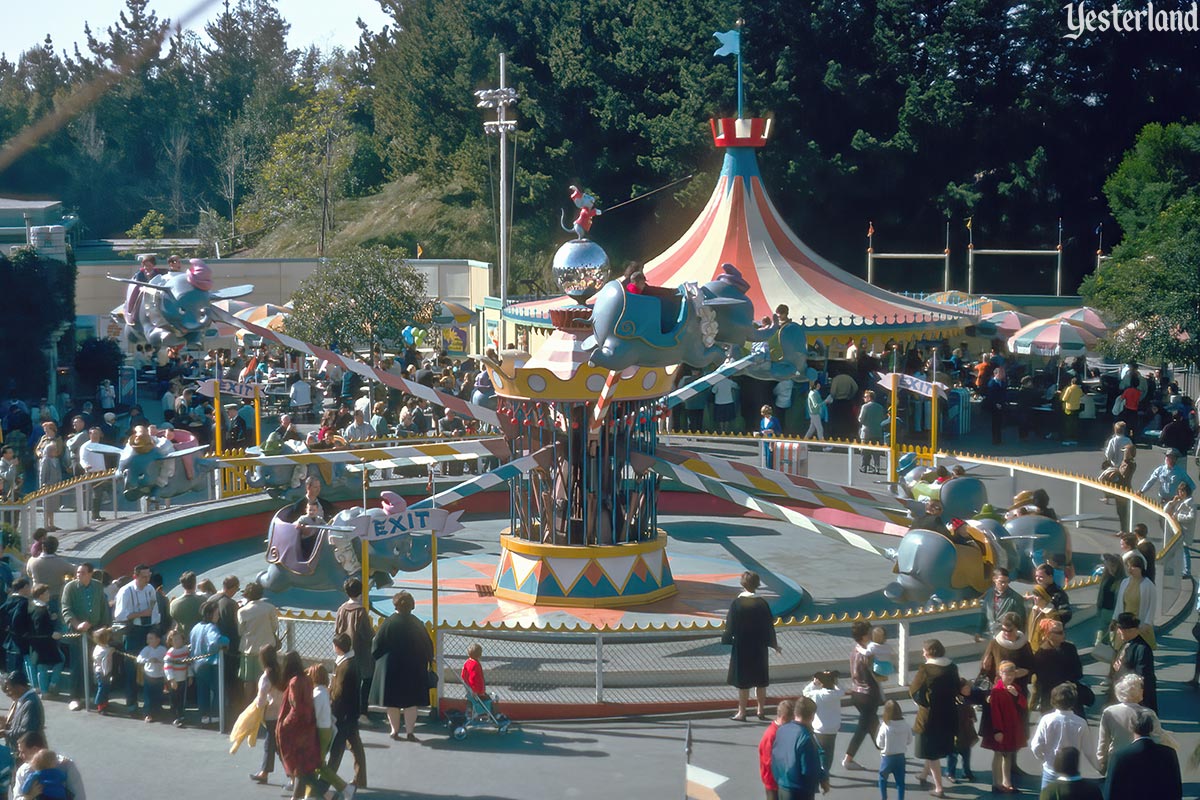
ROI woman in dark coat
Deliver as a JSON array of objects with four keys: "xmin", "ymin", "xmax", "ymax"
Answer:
[
  {"xmin": 1032, "ymin": 619, "xmax": 1084, "ymax": 713},
  {"xmin": 721, "ymin": 571, "xmax": 779, "ymax": 720},
  {"xmin": 275, "ymin": 651, "xmax": 321, "ymax": 800},
  {"xmin": 909, "ymin": 638, "xmax": 959, "ymax": 797},
  {"xmin": 371, "ymin": 590, "xmax": 433, "ymax": 741}
]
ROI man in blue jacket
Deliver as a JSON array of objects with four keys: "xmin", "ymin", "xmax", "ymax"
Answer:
[{"xmin": 772, "ymin": 696, "xmax": 828, "ymax": 799}]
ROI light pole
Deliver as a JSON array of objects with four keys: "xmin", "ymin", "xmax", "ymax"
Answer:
[{"xmin": 475, "ymin": 54, "xmax": 519, "ymax": 349}]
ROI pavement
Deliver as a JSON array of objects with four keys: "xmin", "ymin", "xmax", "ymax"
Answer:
[{"xmin": 28, "ymin": 415, "xmax": 1200, "ymax": 798}]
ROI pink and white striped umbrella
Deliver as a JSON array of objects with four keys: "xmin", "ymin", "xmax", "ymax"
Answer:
[
  {"xmin": 1051, "ymin": 306, "xmax": 1108, "ymax": 336},
  {"xmin": 1008, "ymin": 318, "xmax": 1098, "ymax": 357},
  {"xmin": 980, "ymin": 310, "xmax": 1036, "ymax": 335}
]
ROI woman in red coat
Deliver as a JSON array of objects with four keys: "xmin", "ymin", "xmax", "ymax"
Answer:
[
  {"xmin": 276, "ymin": 651, "xmax": 322, "ymax": 800},
  {"xmin": 980, "ymin": 661, "xmax": 1027, "ymax": 794}
]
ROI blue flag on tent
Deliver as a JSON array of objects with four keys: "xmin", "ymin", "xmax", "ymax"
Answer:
[{"xmin": 713, "ymin": 30, "xmax": 740, "ymax": 57}]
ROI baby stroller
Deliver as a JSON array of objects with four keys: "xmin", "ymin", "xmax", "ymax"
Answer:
[{"xmin": 445, "ymin": 668, "xmax": 512, "ymax": 740}]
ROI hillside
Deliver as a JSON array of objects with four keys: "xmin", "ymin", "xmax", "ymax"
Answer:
[{"xmin": 239, "ymin": 175, "xmax": 499, "ymax": 262}]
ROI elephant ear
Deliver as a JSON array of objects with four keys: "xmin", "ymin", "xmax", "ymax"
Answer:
[
  {"xmin": 85, "ymin": 444, "xmax": 125, "ymax": 456},
  {"xmin": 581, "ymin": 336, "xmax": 598, "ymax": 350},
  {"xmin": 701, "ymin": 296, "xmax": 742, "ymax": 306},
  {"xmin": 164, "ymin": 445, "xmax": 208, "ymax": 460}
]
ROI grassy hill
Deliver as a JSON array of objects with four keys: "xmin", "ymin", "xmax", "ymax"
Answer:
[{"xmin": 240, "ymin": 175, "xmax": 500, "ymax": 262}]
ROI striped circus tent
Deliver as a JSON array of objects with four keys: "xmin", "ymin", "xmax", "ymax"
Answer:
[
  {"xmin": 1008, "ymin": 318, "xmax": 1098, "ymax": 357},
  {"xmin": 506, "ymin": 116, "xmax": 970, "ymax": 344},
  {"xmin": 1051, "ymin": 306, "xmax": 1108, "ymax": 336}
]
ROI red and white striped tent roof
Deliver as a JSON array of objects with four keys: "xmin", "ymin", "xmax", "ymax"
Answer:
[{"xmin": 506, "ymin": 117, "xmax": 969, "ymax": 340}]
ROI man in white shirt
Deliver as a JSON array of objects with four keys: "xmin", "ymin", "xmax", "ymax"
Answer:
[
  {"xmin": 343, "ymin": 410, "xmax": 376, "ymax": 441},
  {"xmin": 79, "ymin": 428, "xmax": 113, "ymax": 521},
  {"xmin": 113, "ymin": 564, "xmax": 161, "ymax": 715},
  {"xmin": 1030, "ymin": 682, "xmax": 1099, "ymax": 789},
  {"xmin": 713, "ymin": 379, "xmax": 737, "ymax": 433},
  {"xmin": 289, "ymin": 378, "xmax": 312, "ymax": 412}
]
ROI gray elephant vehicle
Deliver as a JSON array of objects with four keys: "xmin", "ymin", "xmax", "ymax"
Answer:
[
  {"xmin": 245, "ymin": 434, "xmax": 355, "ymax": 500},
  {"xmin": 586, "ymin": 263, "xmax": 805, "ymax": 375},
  {"xmin": 256, "ymin": 491, "xmax": 462, "ymax": 594},
  {"xmin": 91, "ymin": 427, "xmax": 215, "ymax": 501},
  {"xmin": 110, "ymin": 258, "xmax": 252, "ymax": 361}
]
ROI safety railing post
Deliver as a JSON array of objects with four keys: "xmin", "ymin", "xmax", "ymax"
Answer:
[
  {"xmin": 285, "ymin": 619, "xmax": 296, "ymax": 652},
  {"xmin": 897, "ymin": 621, "xmax": 910, "ymax": 682},
  {"xmin": 1074, "ymin": 482, "xmax": 1081, "ymax": 528},
  {"xmin": 112, "ymin": 473, "xmax": 120, "ymax": 519},
  {"xmin": 595, "ymin": 632, "xmax": 604, "ymax": 703},
  {"xmin": 847, "ymin": 447, "xmax": 854, "ymax": 485},
  {"xmin": 81, "ymin": 633, "xmax": 91, "ymax": 711},
  {"xmin": 75, "ymin": 484, "xmax": 87, "ymax": 529},
  {"xmin": 217, "ymin": 649, "xmax": 226, "ymax": 733}
]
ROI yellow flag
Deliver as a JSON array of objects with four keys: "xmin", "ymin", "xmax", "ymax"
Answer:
[
  {"xmin": 416, "ymin": 243, "xmax": 424, "ymax": 258},
  {"xmin": 965, "ymin": 217, "xmax": 972, "ymax": 231}
]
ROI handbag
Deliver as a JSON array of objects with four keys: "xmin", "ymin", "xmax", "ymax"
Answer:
[
  {"xmin": 426, "ymin": 667, "xmax": 439, "ymax": 689},
  {"xmin": 1075, "ymin": 681, "xmax": 1096, "ymax": 708}
]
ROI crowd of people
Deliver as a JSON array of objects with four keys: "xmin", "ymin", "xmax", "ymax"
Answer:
[
  {"xmin": 741, "ymin": 556, "xmax": 1193, "ymax": 800},
  {"xmin": 0, "ymin": 529, "xmax": 464, "ymax": 800}
]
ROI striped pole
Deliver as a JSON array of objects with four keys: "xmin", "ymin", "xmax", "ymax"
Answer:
[
  {"xmin": 225, "ymin": 438, "xmax": 511, "ymax": 470},
  {"xmin": 590, "ymin": 370, "xmax": 622, "ymax": 433},
  {"xmin": 656, "ymin": 444, "xmax": 912, "ymax": 527},
  {"xmin": 657, "ymin": 351, "xmax": 767, "ymax": 415},
  {"xmin": 408, "ymin": 446, "xmax": 555, "ymax": 511},
  {"xmin": 650, "ymin": 456, "xmax": 891, "ymax": 557},
  {"xmin": 213, "ymin": 308, "xmax": 504, "ymax": 428}
]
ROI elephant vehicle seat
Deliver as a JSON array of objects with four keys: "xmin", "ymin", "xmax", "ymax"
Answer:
[
  {"xmin": 265, "ymin": 511, "xmax": 325, "ymax": 576},
  {"xmin": 615, "ymin": 284, "xmax": 688, "ymax": 345}
]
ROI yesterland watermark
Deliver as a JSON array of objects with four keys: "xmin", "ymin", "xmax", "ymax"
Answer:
[{"xmin": 1063, "ymin": 2, "xmax": 1200, "ymax": 38}]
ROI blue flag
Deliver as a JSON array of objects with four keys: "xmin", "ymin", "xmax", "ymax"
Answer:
[
  {"xmin": 713, "ymin": 29, "xmax": 740, "ymax": 57},
  {"xmin": 1094, "ymin": 223, "xmax": 1103, "ymax": 235}
]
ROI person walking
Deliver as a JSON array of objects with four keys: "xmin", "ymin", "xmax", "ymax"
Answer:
[
  {"xmin": 804, "ymin": 381, "xmax": 827, "ymax": 444},
  {"xmin": 1030, "ymin": 683, "xmax": 1099, "ymax": 789},
  {"xmin": 875, "ymin": 700, "xmax": 911, "ymax": 800},
  {"xmin": 722, "ymin": 571, "xmax": 780, "ymax": 721},
  {"xmin": 1039, "ymin": 747, "xmax": 1103, "ymax": 800},
  {"xmin": 1103, "ymin": 711, "xmax": 1183, "ymax": 800},
  {"xmin": 758, "ymin": 698, "xmax": 793, "ymax": 800},
  {"xmin": 858, "ymin": 390, "xmax": 886, "ymax": 474},
  {"xmin": 772, "ymin": 697, "xmax": 827, "ymax": 800},
  {"xmin": 1096, "ymin": 674, "xmax": 1175, "ymax": 776},
  {"xmin": 984, "ymin": 367, "xmax": 1007, "ymax": 445},
  {"xmin": 334, "ymin": 577, "xmax": 375, "ymax": 718},
  {"xmin": 370, "ymin": 591, "xmax": 433, "ymax": 742},
  {"xmin": 1110, "ymin": 613, "xmax": 1157, "ymax": 712},
  {"xmin": 909, "ymin": 639, "xmax": 958, "ymax": 797},
  {"xmin": 276, "ymin": 651, "xmax": 322, "ymax": 800},
  {"xmin": 841, "ymin": 620, "xmax": 883, "ymax": 772}
]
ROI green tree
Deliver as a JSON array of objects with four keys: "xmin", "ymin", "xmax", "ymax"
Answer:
[
  {"xmin": 251, "ymin": 62, "xmax": 363, "ymax": 254},
  {"xmin": 0, "ymin": 248, "xmax": 77, "ymax": 398},
  {"xmin": 284, "ymin": 245, "xmax": 433, "ymax": 354},
  {"xmin": 124, "ymin": 209, "xmax": 166, "ymax": 255},
  {"xmin": 1082, "ymin": 122, "xmax": 1200, "ymax": 368}
]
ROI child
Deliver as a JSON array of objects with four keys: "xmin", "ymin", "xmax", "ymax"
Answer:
[
  {"xmin": 19, "ymin": 749, "xmax": 68, "ymax": 800},
  {"xmin": 91, "ymin": 627, "xmax": 115, "ymax": 714},
  {"xmin": 307, "ymin": 664, "xmax": 353, "ymax": 800},
  {"xmin": 296, "ymin": 500, "xmax": 325, "ymax": 561},
  {"xmin": 137, "ymin": 629, "xmax": 167, "ymax": 722},
  {"xmin": 980, "ymin": 661, "xmax": 1027, "ymax": 793},
  {"xmin": 944, "ymin": 677, "xmax": 979, "ymax": 784},
  {"xmin": 163, "ymin": 628, "xmax": 190, "ymax": 728},
  {"xmin": 461, "ymin": 643, "xmax": 490, "ymax": 703},
  {"xmin": 867, "ymin": 626, "xmax": 895, "ymax": 681},
  {"xmin": 756, "ymin": 405, "xmax": 781, "ymax": 469},
  {"xmin": 188, "ymin": 600, "xmax": 228, "ymax": 726},
  {"xmin": 802, "ymin": 670, "xmax": 843, "ymax": 781},
  {"xmin": 27, "ymin": 583, "xmax": 63, "ymax": 695},
  {"xmin": 874, "ymin": 699, "xmax": 911, "ymax": 800}
]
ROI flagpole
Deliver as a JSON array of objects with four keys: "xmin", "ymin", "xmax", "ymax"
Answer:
[{"xmin": 735, "ymin": 18, "xmax": 745, "ymax": 119}]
